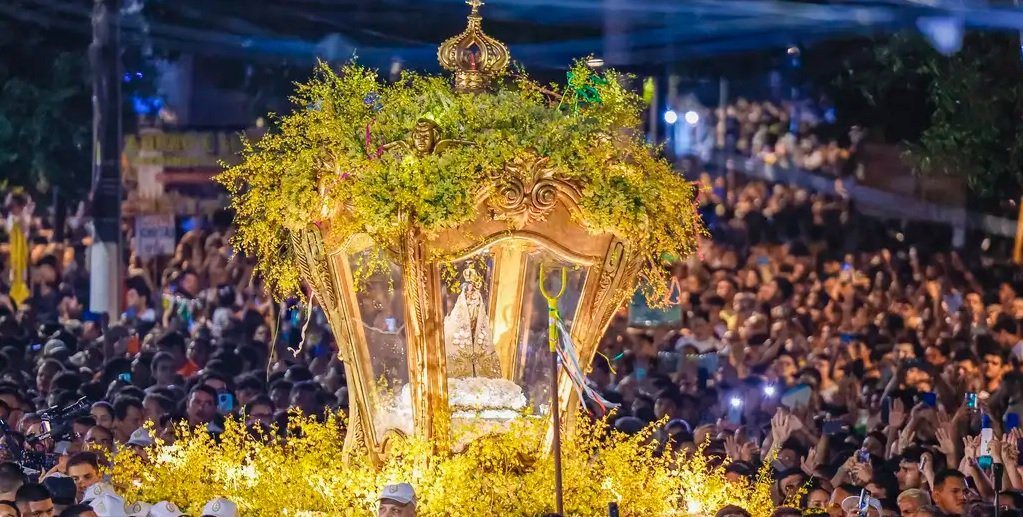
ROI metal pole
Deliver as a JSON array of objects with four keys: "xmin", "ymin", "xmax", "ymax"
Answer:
[
  {"xmin": 540, "ymin": 265, "xmax": 568, "ymax": 516},
  {"xmin": 551, "ymin": 348, "xmax": 564, "ymax": 515},
  {"xmin": 89, "ymin": 0, "xmax": 123, "ymax": 317}
]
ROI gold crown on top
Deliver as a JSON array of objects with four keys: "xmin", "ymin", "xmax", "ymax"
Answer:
[{"xmin": 437, "ymin": 0, "xmax": 510, "ymax": 92}]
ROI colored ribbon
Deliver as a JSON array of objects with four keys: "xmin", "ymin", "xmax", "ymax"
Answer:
[
  {"xmin": 365, "ymin": 120, "xmax": 384, "ymax": 160},
  {"xmin": 564, "ymin": 71, "xmax": 608, "ymax": 112},
  {"xmin": 555, "ymin": 317, "xmax": 620, "ymax": 414}
]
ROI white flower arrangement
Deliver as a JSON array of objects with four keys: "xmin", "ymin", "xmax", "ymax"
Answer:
[{"xmin": 373, "ymin": 376, "xmax": 527, "ymax": 440}]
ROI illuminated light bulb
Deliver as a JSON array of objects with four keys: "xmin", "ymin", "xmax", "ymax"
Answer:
[
  {"xmin": 663, "ymin": 110, "xmax": 678, "ymax": 125},
  {"xmin": 684, "ymin": 110, "xmax": 700, "ymax": 125}
]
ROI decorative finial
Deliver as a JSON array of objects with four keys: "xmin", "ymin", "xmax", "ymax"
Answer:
[{"xmin": 438, "ymin": 0, "xmax": 510, "ymax": 93}]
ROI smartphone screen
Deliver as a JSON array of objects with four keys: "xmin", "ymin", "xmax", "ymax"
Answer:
[
  {"xmin": 966, "ymin": 392, "xmax": 979, "ymax": 410},
  {"xmin": 727, "ymin": 399, "xmax": 743, "ymax": 425},
  {"xmin": 781, "ymin": 384, "xmax": 812, "ymax": 410},
  {"xmin": 922, "ymin": 392, "xmax": 937, "ymax": 407},
  {"xmin": 217, "ymin": 393, "xmax": 234, "ymax": 413},
  {"xmin": 117, "ymin": 372, "xmax": 132, "ymax": 383},
  {"xmin": 822, "ymin": 420, "xmax": 847, "ymax": 436},
  {"xmin": 1006, "ymin": 412, "xmax": 1020, "ymax": 430}
]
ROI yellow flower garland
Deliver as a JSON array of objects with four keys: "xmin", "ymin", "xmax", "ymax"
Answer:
[{"xmin": 112, "ymin": 414, "xmax": 778, "ymax": 516}]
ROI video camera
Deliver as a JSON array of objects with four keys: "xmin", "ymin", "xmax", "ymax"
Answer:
[
  {"xmin": 28, "ymin": 396, "xmax": 91, "ymax": 445},
  {"xmin": 0, "ymin": 397, "xmax": 90, "ymax": 475}
]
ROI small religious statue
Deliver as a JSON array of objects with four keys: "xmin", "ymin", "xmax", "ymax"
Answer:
[
  {"xmin": 443, "ymin": 265, "xmax": 500, "ymax": 378},
  {"xmin": 382, "ymin": 118, "xmax": 472, "ymax": 157}
]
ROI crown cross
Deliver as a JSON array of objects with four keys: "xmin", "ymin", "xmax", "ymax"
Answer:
[{"xmin": 437, "ymin": 0, "xmax": 509, "ymax": 92}]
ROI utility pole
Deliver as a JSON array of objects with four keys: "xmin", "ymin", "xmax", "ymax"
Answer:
[{"xmin": 89, "ymin": 0, "xmax": 123, "ymax": 317}]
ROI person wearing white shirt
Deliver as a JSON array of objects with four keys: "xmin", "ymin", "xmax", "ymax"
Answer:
[{"xmin": 675, "ymin": 317, "xmax": 722, "ymax": 354}]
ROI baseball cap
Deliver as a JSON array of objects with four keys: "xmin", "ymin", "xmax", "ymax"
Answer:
[
  {"xmin": 378, "ymin": 483, "xmax": 416, "ymax": 506},
  {"xmin": 201, "ymin": 497, "xmax": 239, "ymax": 517},
  {"xmin": 126, "ymin": 428, "xmax": 154, "ymax": 448},
  {"xmin": 42, "ymin": 475, "xmax": 76, "ymax": 505},
  {"xmin": 148, "ymin": 501, "xmax": 185, "ymax": 517},
  {"xmin": 841, "ymin": 495, "xmax": 881, "ymax": 513},
  {"xmin": 90, "ymin": 493, "xmax": 129, "ymax": 517},
  {"xmin": 43, "ymin": 339, "xmax": 68, "ymax": 357},
  {"xmin": 82, "ymin": 481, "xmax": 120, "ymax": 503},
  {"xmin": 126, "ymin": 501, "xmax": 152, "ymax": 517}
]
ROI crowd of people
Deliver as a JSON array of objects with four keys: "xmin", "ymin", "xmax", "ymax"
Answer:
[
  {"xmin": 0, "ymin": 137, "xmax": 1022, "ymax": 517},
  {"xmin": 711, "ymin": 98, "xmax": 863, "ymax": 181},
  {"xmin": 592, "ymin": 169, "xmax": 1023, "ymax": 516}
]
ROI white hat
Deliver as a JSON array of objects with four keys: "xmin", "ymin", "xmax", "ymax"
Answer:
[
  {"xmin": 146, "ymin": 499, "xmax": 182, "ymax": 515},
  {"xmin": 841, "ymin": 495, "xmax": 881, "ymax": 513},
  {"xmin": 90, "ymin": 493, "xmax": 129, "ymax": 517},
  {"xmin": 378, "ymin": 483, "xmax": 416, "ymax": 506},
  {"xmin": 201, "ymin": 497, "xmax": 239, "ymax": 517},
  {"xmin": 82, "ymin": 481, "xmax": 120, "ymax": 503},
  {"xmin": 125, "ymin": 501, "xmax": 151, "ymax": 517},
  {"xmin": 126, "ymin": 428, "xmax": 155, "ymax": 448},
  {"xmin": 148, "ymin": 501, "xmax": 185, "ymax": 517}
]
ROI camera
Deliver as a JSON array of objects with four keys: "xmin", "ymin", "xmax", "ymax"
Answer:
[{"xmin": 29, "ymin": 397, "xmax": 90, "ymax": 444}]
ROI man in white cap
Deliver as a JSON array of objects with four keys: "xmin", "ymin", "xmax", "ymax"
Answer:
[
  {"xmin": 378, "ymin": 483, "xmax": 416, "ymax": 517},
  {"xmin": 67, "ymin": 452, "xmax": 104, "ymax": 502},
  {"xmin": 148, "ymin": 501, "xmax": 184, "ymax": 517},
  {"xmin": 201, "ymin": 497, "xmax": 238, "ymax": 517},
  {"xmin": 124, "ymin": 428, "xmax": 155, "ymax": 461}
]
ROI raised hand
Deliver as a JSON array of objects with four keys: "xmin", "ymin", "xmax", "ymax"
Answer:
[
  {"xmin": 850, "ymin": 458, "xmax": 874, "ymax": 485},
  {"xmin": 895, "ymin": 427, "xmax": 916, "ymax": 456},
  {"xmin": 963, "ymin": 435, "xmax": 980, "ymax": 462},
  {"xmin": 724, "ymin": 436, "xmax": 742, "ymax": 461},
  {"xmin": 936, "ymin": 427, "xmax": 957, "ymax": 459},
  {"xmin": 771, "ymin": 410, "xmax": 794, "ymax": 445},
  {"xmin": 889, "ymin": 398, "xmax": 907, "ymax": 429},
  {"xmin": 1003, "ymin": 430, "xmax": 1020, "ymax": 466},
  {"xmin": 802, "ymin": 445, "xmax": 822, "ymax": 476},
  {"xmin": 991, "ymin": 438, "xmax": 1005, "ymax": 464}
]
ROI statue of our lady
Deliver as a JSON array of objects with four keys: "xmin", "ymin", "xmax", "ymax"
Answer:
[{"xmin": 443, "ymin": 265, "xmax": 501, "ymax": 378}]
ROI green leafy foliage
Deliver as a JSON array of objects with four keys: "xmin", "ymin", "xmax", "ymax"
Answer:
[
  {"xmin": 836, "ymin": 32, "xmax": 1023, "ymax": 200},
  {"xmin": 0, "ymin": 21, "xmax": 91, "ymax": 194},
  {"xmin": 219, "ymin": 61, "xmax": 704, "ymax": 299}
]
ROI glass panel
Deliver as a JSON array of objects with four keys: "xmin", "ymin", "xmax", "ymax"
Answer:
[
  {"xmin": 438, "ymin": 252, "xmax": 526, "ymax": 436},
  {"xmin": 436, "ymin": 244, "xmax": 586, "ymax": 446},
  {"xmin": 515, "ymin": 251, "xmax": 587, "ymax": 416},
  {"xmin": 347, "ymin": 248, "xmax": 410, "ymax": 442}
]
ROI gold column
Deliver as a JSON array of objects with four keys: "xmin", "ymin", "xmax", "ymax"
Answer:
[
  {"xmin": 399, "ymin": 230, "xmax": 450, "ymax": 442},
  {"xmin": 488, "ymin": 241, "xmax": 529, "ymax": 380},
  {"xmin": 293, "ymin": 229, "xmax": 382, "ymax": 463}
]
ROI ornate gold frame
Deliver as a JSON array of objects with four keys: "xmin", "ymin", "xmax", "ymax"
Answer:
[{"xmin": 293, "ymin": 153, "xmax": 643, "ymax": 461}]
